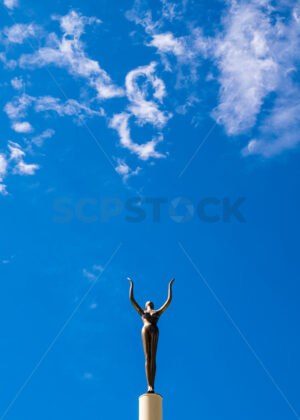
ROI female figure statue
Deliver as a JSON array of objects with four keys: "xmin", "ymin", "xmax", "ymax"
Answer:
[{"xmin": 127, "ymin": 277, "xmax": 175, "ymax": 393}]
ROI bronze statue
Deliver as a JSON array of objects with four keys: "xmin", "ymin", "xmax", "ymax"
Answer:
[{"xmin": 127, "ymin": 277, "xmax": 175, "ymax": 393}]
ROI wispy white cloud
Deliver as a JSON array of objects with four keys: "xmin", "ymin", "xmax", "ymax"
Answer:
[
  {"xmin": 0, "ymin": 154, "xmax": 8, "ymax": 182},
  {"xmin": 31, "ymin": 128, "xmax": 55, "ymax": 147},
  {"xmin": 11, "ymin": 76, "xmax": 24, "ymax": 90},
  {"xmin": 93, "ymin": 265, "xmax": 104, "ymax": 272},
  {"xmin": 4, "ymin": 93, "xmax": 104, "ymax": 124},
  {"xmin": 0, "ymin": 141, "xmax": 40, "ymax": 195},
  {"xmin": 0, "ymin": 184, "xmax": 8, "ymax": 196},
  {"xmin": 4, "ymin": 93, "xmax": 33, "ymax": 120},
  {"xmin": 13, "ymin": 160, "xmax": 39, "ymax": 175},
  {"xmin": 128, "ymin": 0, "xmax": 206, "ymax": 82},
  {"xmin": 125, "ymin": 61, "xmax": 170, "ymax": 127},
  {"xmin": 115, "ymin": 158, "xmax": 141, "ymax": 182},
  {"xmin": 12, "ymin": 121, "xmax": 33, "ymax": 133},
  {"xmin": 0, "ymin": 52, "xmax": 16, "ymax": 69},
  {"xmin": 151, "ymin": 27, "xmax": 208, "ymax": 61},
  {"xmin": 110, "ymin": 62, "xmax": 170, "ymax": 160},
  {"xmin": 110, "ymin": 112, "xmax": 164, "ymax": 160},
  {"xmin": 1, "ymin": 255, "xmax": 14, "ymax": 263},
  {"xmin": 115, "ymin": 158, "xmax": 131, "ymax": 176},
  {"xmin": 163, "ymin": 0, "xmax": 189, "ymax": 21},
  {"xmin": 126, "ymin": 1, "xmax": 160, "ymax": 35},
  {"xmin": 242, "ymin": 88, "xmax": 300, "ymax": 157},
  {"xmin": 3, "ymin": 0, "xmax": 18, "ymax": 10},
  {"xmin": 8, "ymin": 141, "xmax": 39, "ymax": 175},
  {"xmin": 210, "ymin": 0, "xmax": 300, "ymax": 156},
  {"xmin": 83, "ymin": 264, "xmax": 103, "ymax": 281},
  {"xmin": 19, "ymin": 11, "xmax": 124, "ymax": 99},
  {"xmin": 53, "ymin": 9, "xmax": 101, "ymax": 36},
  {"xmin": 34, "ymin": 96, "xmax": 105, "ymax": 120},
  {"xmin": 7, "ymin": 141, "xmax": 24, "ymax": 160},
  {"xmin": 175, "ymin": 94, "xmax": 200, "ymax": 115},
  {"xmin": 3, "ymin": 23, "xmax": 38, "ymax": 44},
  {"xmin": 211, "ymin": 1, "xmax": 278, "ymax": 135},
  {"xmin": 147, "ymin": 29, "xmax": 205, "ymax": 80},
  {"xmin": 126, "ymin": 0, "xmax": 186, "ymax": 33},
  {"xmin": 149, "ymin": 32, "xmax": 185, "ymax": 56}
]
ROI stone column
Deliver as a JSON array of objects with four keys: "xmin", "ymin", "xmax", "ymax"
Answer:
[{"xmin": 139, "ymin": 393, "xmax": 162, "ymax": 420}]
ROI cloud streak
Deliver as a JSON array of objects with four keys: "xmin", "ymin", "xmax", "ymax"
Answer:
[
  {"xmin": 4, "ymin": 93, "xmax": 104, "ymax": 125},
  {"xmin": 125, "ymin": 61, "xmax": 170, "ymax": 127},
  {"xmin": 0, "ymin": 142, "xmax": 40, "ymax": 194},
  {"xmin": 3, "ymin": 23, "xmax": 38, "ymax": 44},
  {"xmin": 110, "ymin": 62, "xmax": 170, "ymax": 160},
  {"xmin": 115, "ymin": 158, "xmax": 141, "ymax": 182},
  {"xmin": 208, "ymin": 0, "xmax": 281, "ymax": 137},
  {"xmin": 3, "ymin": 0, "xmax": 18, "ymax": 10},
  {"xmin": 109, "ymin": 112, "xmax": 164, "ymax": 160},
  {"xmin": 19, "ymin": 11, "xmax": 124, "ymax": 100},
  {"xmin": 12, "ymin": 121, "xmax": 33, "ymax": 133}
]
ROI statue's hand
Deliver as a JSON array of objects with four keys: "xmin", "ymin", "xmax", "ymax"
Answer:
[
  {"xmin": 170, "ymin": 278, "xmax": 175, "ymax": 285},
  {"xmin": 127, "ymin": 277, "xmax": 133, "ymax": 284}
]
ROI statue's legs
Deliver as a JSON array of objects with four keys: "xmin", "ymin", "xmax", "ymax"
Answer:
[
  {"xmin": 142, "ymin": 325, "xmax": 159, "ymax": 393},
  {"xmin": 149, "ymin": 327, "xmax": 158, "ymax": 391}
]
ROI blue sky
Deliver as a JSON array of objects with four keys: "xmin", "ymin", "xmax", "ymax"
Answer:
[{"xmin": 0, "ymin": 0, "xmax": 300, "ymax": 419}]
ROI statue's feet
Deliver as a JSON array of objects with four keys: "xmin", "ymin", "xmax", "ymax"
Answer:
[{"xmin": 147, "ymin": 386, "xmax": 154, "ymax": 393}]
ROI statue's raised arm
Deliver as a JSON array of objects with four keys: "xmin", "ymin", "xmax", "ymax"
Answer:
[
  {"xmin": 155, "ymin": 278, "xmax": 175, "ymax": 317},
  {"xmin": 127, "ymin": 278, "xmax": 143, "ymax": 315}
]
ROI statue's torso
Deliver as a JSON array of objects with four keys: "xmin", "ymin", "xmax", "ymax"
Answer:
[{"xmin": 142, "ymin": 311, "xmax": 159, "ymax": 326}]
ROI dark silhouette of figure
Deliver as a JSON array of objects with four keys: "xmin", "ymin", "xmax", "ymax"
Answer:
[{"xmin": 127, "ymin": 277, "xmax": 175, "ymax": 393}]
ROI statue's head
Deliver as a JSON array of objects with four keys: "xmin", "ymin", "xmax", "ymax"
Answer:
[{"xmin": 145, "ymin": 301, "xmax": 154, "ymax": 310}]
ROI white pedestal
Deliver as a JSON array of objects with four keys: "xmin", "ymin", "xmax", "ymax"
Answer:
[{"xmin": 139, "ymin": 393, "xmax": 163, "ymax": 420}]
